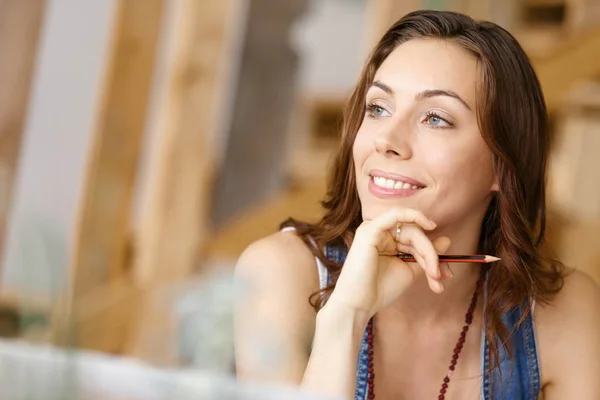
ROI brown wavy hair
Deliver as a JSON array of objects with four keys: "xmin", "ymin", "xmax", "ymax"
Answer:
[{"xmin": 281, "ymin": 10, "xmax": 564, "ymax": 374}]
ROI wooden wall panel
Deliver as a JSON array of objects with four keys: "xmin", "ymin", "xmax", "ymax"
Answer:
[
  {"xmin": 206, "ymin": 178, "xmax": 326, "ymax": 259},
  {"xmin": 0, "ymin": 0, "xmax": 46, "ymax": 279},
  {"xmin": 534, "ymin": 24, "xmax": 600, "ymax": 113},
  {"xmin": 132, "ymin": 0, "xmax": 239, "ymax": 285},
  {"xmin": 71, "ymin": 0, "xmax": 165, "ymax": 298},
  {"xmin": 127, "ymin": 0, "xmax": 241, "ymax": 361}
]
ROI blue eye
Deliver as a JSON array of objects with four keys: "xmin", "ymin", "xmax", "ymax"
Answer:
[
  {"xmin": 428, "ymin": 115, "xmax": 442, "ymax": 125},
  {"xmin": 372, "ymin": 106, "xmax": 385, "ymax": 116},
  {"xmin": 424, "ymin": 112, "xmax": 452, "ymax": 128},
  {"xmin": 366, "ymin": 103, "xmax": 390, "ymax": 118}
]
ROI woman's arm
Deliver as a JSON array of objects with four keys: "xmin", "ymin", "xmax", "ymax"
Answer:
[
  {"xmin": 233, "ymin": 231, "xmax": 366, "ymax": 399},
  {"xmin": 234, "ymin": 232, "xmax": 318, "ymax": 383},
  {"xmin": 537, "ymin": 269, "xmax": 600, "ymax": 399},
  {"xmin": 234, "ymin": 208, "xmax": 444, "ymax": 399},
  {"xmin": 302, "ymin": 301, "xmax": 369, "ymax": 398}
]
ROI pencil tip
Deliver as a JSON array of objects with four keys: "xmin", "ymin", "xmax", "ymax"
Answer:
[{"xmin": 486, "ymin": 256, "xmax": 501, "ymax": 263}]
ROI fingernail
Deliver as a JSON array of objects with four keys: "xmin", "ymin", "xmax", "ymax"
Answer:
[
  {"xmin": 436, "ymin": 280, "xmax": 444, "ymax": 292},
  {"xmin": 446, "ymin": 265, "xmax": 454, "ymax": 278},
  {"xmin": 430, "ymin": 220, "xmax": 437, "ymax": 228}
]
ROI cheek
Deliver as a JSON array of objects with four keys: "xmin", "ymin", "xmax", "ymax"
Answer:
[
  {"xmin": 352, "ymin": 129, "xmax": 374, "ymax": 216},
  {"xmin": 425, "ymin": 137, "xmax": 495, "ymax": 192},
  {"xmin": 352, "ymin": 129, "xmax": 372, "ymax": 172}
]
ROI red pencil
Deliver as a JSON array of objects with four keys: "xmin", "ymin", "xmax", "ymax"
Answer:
[{"xmin": 396, "ymin": 254, "xmax": 501, "ymax": 263}]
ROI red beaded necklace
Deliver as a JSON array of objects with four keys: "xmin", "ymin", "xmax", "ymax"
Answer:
[{"xmin": 365, "ymin": 270, "xmax": 486, "ymax": 400}]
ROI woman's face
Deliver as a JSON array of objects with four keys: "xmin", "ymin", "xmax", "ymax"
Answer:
[{"xmin": 353, "ymin": 38, "xmax": 497, "ymax": 230}]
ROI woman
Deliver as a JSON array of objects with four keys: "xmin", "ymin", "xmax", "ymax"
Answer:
[{"xmin": 233, "ymin": 10, "xmax": 600, "ymax": 400}]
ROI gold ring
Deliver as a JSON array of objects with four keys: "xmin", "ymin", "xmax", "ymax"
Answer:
[{"xmin": 395, "ymin": 222, "xmax": 402, "ymax": 241}]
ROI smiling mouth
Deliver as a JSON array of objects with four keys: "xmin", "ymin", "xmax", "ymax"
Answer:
[{"xmin": 371, "ymin": 176, "xmax": 424, "ymax": 190}]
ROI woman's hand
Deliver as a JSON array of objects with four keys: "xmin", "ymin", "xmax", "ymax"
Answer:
[{"xmin": 326, "ymin": 207, "xmax": 452, "ymax": 319}]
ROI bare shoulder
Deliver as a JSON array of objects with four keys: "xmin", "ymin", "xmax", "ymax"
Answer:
[
  {"xmin": 536, "ymin": 269, "xmax": 600, "ymax": 398},
  {"xmin": 234, "ymin": 229, "xmax": 322, "ymax": 382},
  {"xmin": 235, "ymin": 230, "xmax": 320, "ymax": 291}
]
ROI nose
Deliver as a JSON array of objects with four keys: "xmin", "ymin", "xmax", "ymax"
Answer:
[{"xmin": 373, "ymin": 119, "xmax": 413, "ymax": 159}]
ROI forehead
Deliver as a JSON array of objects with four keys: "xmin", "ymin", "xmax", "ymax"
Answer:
[{"xmin": 373, "ymin": 38, "xmax": 480, "ymax": 105}]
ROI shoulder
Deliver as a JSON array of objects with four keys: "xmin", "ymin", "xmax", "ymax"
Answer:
[
  {"xmin": 235, "ymin": 230, "xmax": 321, "ymax": 289},
  {"xmin": 234, "ymin": 230, "xmax": 322, "ymax": 318},
  {"xmin": 234, "ymin": 230, "xmax": 323, "ymax": 381},
  {"xmin": 535, "ymin": 269, "xmax": 600, "ymax": 397}
]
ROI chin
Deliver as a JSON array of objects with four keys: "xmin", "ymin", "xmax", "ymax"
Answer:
[
  {"xmin": 359, "ymin": 203, "xmax": 392, "ymax": 222},
  {"xmin": 360, "ymin": 199, "xmax": 432, "ymax": 223}
]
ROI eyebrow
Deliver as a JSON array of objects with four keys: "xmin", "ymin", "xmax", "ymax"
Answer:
[{"xmin": 370, "ymin": 80, "xmax": 472, "ymax": 111}]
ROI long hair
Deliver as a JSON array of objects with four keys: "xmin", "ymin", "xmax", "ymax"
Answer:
[{"xmin": 281, "ymin": 9, "xmax": 564, "ymax": 374}]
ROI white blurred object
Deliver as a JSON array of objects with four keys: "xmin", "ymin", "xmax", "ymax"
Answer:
[
  {"xmin": 175, "ymin": 262, "xmax": 237, "ymax": 371},
  {"xmin": 0, "ymin": 339, "xmax": 334, "ymax": 400}
]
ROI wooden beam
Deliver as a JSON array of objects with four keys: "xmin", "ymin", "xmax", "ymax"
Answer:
[
  {"xmin": 565, "ymin": 0, "xmax": 600, "ymax": 33},
  {"xmin": 71, "ymin": 0, "xmax": 165, "ymax": 297},
  {"xmin": 206, "ymin": 177, "xmax": 327, "ymax": 259},
  {"xmin": 533, "ymin": 24, "xmax": 600, "ymax": 113},
  {"xmin": 0, "ymin": 0, "xmax": 46, "ymax": 280},
  {"xmin": 53, "ymin": 278, "xmax": 143, "ymax": 354},
  {"xmin": 126, "ymin": 0, "xmax": 240, "ymax": 360},
  {"xmin": 132, "ymin": 0, "xmax": 238, "ymax": 285}
]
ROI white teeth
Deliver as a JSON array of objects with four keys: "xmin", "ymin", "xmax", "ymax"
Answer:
[
  {"xmin": 374, "ymin": 177, "xmax": 386, "ymax": 186},
  {"xmin": 372, "ymin": 176, "xmax": 422, "ymax": 190}
]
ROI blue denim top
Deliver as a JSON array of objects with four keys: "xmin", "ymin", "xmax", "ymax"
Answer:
[{"xmin": 322, "ymin": 243, "xmax": 541, "ymax": 400}]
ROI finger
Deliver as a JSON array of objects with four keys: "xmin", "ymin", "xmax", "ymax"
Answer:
[
  {"xmin": 369, "ymin": 208, "xmax": 437, "ymax": 235},
  {"xmin": 440, "ymin": 262, "xmax": 453, "ymax": 280},
  {"xmin": 397, "ymin": 242, "xmax": 444, "ymax": 293},
  {"xmin": 356, "ymin": 208, "xmax": 436, "ymax": 253},
  {"xmin": 395, "ymin": 226, "xmax": 444, "ymax": 292},
  {"xmin": 398, "ymin": 242, "xmax": 452, "ymax": 283},
  {"xmin": 432, "ymin": 236, "xmax": 453, "ymax": 280},
  {"xmin": 398, "ymin": 226, "xmax": 441, "ymax": 280}
]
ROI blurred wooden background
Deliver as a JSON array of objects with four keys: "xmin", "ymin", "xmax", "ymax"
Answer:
[{"xmin": 0, "ymin": 0, "xmax": 599, "ymax": 366}]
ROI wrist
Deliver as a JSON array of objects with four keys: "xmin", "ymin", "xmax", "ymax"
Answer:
[{"xmin": 317, "ymin": 300, "xmax": 371, "ymax": 337}]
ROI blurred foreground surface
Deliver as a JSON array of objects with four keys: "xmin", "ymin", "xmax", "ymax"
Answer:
[{"xmin": 0, "ymin": 338, "xmax": 333, "ymax": 400}]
